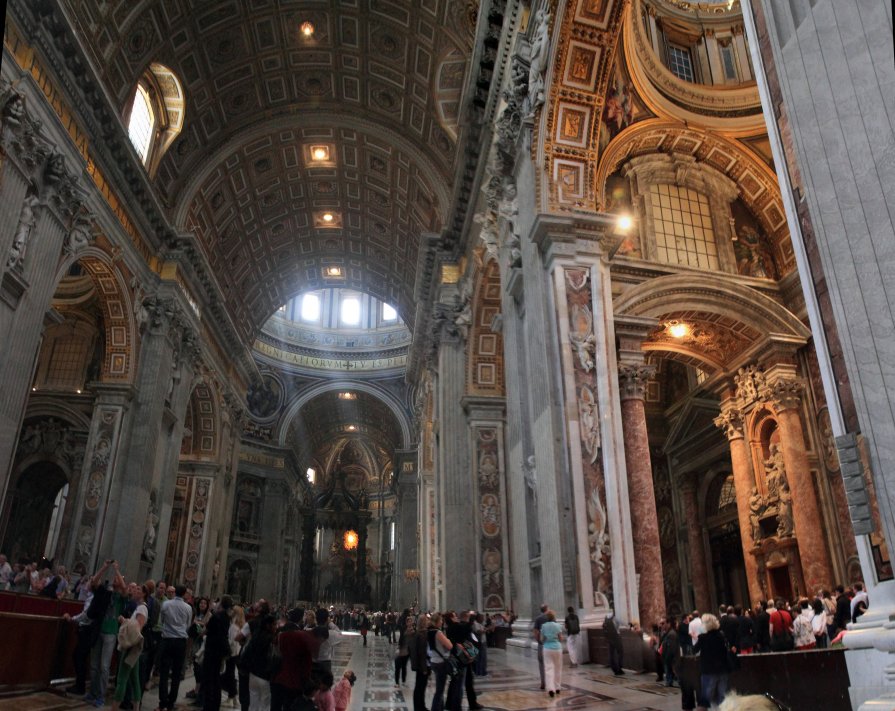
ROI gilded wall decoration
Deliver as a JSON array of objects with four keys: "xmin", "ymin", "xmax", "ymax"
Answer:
[{"xmin": 475, "ymin": 427, "xmax": 506, "ymax": 611}]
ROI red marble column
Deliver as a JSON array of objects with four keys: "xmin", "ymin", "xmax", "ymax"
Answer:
[
  {"xmin": 679, "ymin": 476, "xmax": 712, "ymax": 614},
  {"xmin": 771, "ymin": 380, "xmax": 835, "ymax": 593},
  {"xmin": 619, "ymin": 364, "xmax": 666, "ymax": 629},
  {"xmin": 715, "ymin": 407, "xmax": 764, "ymax": 606}
]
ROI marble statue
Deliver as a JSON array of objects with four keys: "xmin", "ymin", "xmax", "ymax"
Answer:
[
  {"xmin": 7, "ymin": 193, "xmax": 39, "ymax": 271},
  {"xmin": 777, "ymin": 481, "xmax": 794, "ymax": 538},
  {"xmin": 764, "ymin": 443, "xmax": 786, "ymax": 501},
  {"xmin": 749, "ymin": 486, "xmax": 764, "ymax": 542},
  {"xmin": 527, "ymin": 10, "xmax": 552, "ymax": 113}
]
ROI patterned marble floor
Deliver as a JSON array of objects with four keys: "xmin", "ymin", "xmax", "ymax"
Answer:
[{"xmin": 339, "ymin": 631, "xmax": 683, "ymax": 711}]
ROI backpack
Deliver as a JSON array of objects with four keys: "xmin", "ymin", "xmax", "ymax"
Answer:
[
  {"xmin": 452, "ymin": 639, "xmax": 479, "ymax": 667},
  {"xmin": 566, "ymin": 615, "xmax": 580, "ymax": 635}
]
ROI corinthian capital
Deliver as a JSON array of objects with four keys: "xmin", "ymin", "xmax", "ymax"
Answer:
[
  {"xmin": 618, "ymin": 363, "xmax": 656, "ymax": 400},
  {"xmin": 769, "ymin": 378, "xmax": 804, "ymax": 412},
  {"xmin": 714, "ymin": 407, "xmax": 745, "ymax": 440}
]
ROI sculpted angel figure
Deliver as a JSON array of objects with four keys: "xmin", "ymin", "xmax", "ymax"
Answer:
[
  {"xmin": 527, "ymin": 10, "xmax": 552, "ymax": 112},
  {"xmin": 7, "ymin": 193, "xmax": 39, "ymax": 270}
]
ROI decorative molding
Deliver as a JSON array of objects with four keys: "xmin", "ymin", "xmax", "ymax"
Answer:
[{"xmin": 618, "ymin": 363, "xmax": 656, "ymax": 400}]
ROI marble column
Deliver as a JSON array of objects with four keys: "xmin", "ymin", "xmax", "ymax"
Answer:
[
  {"xmin": 679, "ymin": 475, "xmax": 712, "ymax": 613},
  {"xmin": 618, "ymin": 363, "xmax": 665, "ymax": 627},
  {"xmin": 299, "ymin": 514, "xmax": 316, "ymax": 601},
  {"xmin": 435, "ymin": 288, "xmax": 477, "ymax": 611},
  {"xmin": 715, "ymin": 405, "xmax": 764, "ymax": 605},
  {"xmin": 256, "ymin": 479, "xmax": 286, "ymax": 601},
  {"xmin": 770, "ymin": 379, "xmax": 835, "ymax": 592},
  {"xmin": 395, "ymin": 450, "xmax": 419, "ymax": 610}
]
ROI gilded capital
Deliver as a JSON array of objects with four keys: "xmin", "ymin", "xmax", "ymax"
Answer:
[
  {"xmin": 618, "ymin": 363, "xmax": 656, "ymax": 400},
  {"xmin": 714, "ymin": 407, "xmax": 745, "ymax": 440}
]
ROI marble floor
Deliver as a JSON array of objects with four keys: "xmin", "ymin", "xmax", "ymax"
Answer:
[
  {"xmin": 6, "ymin": 631, "xmax": 684, "ymax": 711},
  {"xmin": 334, "ymin": 631, "xmax": 682, "ymax": 711}
]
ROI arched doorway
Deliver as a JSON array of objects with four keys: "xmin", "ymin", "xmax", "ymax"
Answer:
[
  {"xmin": 3, "ymin": 461, "xmax": 68, "ymax": 562},
  {"xmin": 705, "ymin": 472, "xmax": 749, "ymax": 608}
]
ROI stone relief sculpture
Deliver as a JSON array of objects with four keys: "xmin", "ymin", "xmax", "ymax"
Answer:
[
  {"xmin": 7, "ymin": 192, "xmax": 39, "ymax": 271},
  {"xmin": 733, "ymin": 225, "xmax": 774, "ymax": 279},
  {"xmin": 777, "ymin": 481, "xmax": 795, "ymax": 537},
  {"xmin": 527, "ymin": 9, "xmax": 552, "ymax": 115},
  {"xmin": 578, "ymin": 384, "xmax": 601, "ymax": 464},
  {"xmin": 749, "ymin": 486, "xmax": 765, "ymax": 542},
  {"xmin": 569, "ymin": 304, "xmax": 596, "ymax": 372},
  {"xmin": 764, "ymin": 443, "xmax": 786, "ymax": 501},
  {"xmin": 734, "ymin": 364, "xmax": 768, "ymax": 408},
  {"xmin": 587, "ymin": 487, "xmax": 611, "ymax": 585},
  {"xmin": 65, "ymin": 208, "xmax": 93, "ymax": 256}
]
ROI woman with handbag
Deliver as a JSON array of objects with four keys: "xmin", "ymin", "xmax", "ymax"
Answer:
[
  {"xmin": 239, "ymin": 614, "xmax": 279, "ymax": 711},
  {"xmin": 427, "ymin": 613, "xmax": 454, "ymax": 711}
]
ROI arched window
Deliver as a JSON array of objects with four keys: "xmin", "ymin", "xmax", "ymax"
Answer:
[
  {"xmin": 123, "ymin": 63, "xmax": 185, "ymax": 176},
  {"xmin": 649, "ymin": 184, "xmax": 718, "ymax": 270},
  {"xmin": 127, "ymin": 84, "xmax": 154, "ymax": 163}
]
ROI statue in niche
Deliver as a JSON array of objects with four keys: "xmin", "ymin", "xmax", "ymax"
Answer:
[
  {"xmin": 733, "ymin": 225, "xmax": 775, "ymax": 279},
  {"xmin": 142, "ymin": 491, "xmax": 160, "ymax": 563},
  {"xmin": 7, "ymin": 192, "xmax": 39, "ymax": 271},
  {"xmin": 523, "ymin": 455, "xmax": 537, "ymax": 497},
  {"xmin": 358, "ymin": 488, "xmax": 369, "ymax": 510},
  {"xmin": 749, "ymin": 487, "xmax": 765, "ymax": 543},
  {"xmin": 527, "ymin": 9, "xmax": 552, "ymax": 114},
  {"xmin": 764, "ymin": 443, "xmax": 786, "ymax": 501},
  {"xmin": 777, "ymin": 481, "xmax": 795, "ymax": 537}
]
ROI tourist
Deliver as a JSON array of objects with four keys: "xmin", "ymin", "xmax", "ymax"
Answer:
[
  {"xmin": 311, "ymin": 608, "xmax": 341, "ymax": 678},
  {"xmin": 822, "ymin": 590, "xmax": 837, "ymax": 640},
  {"xmin": 720, "ymin": 606, "xmax": 739, "ymax": 652},
  {"xmin": 687, "ymin": 609, "xmax": 704, "ymax": 647},
  {"xmin": 112, "ymin": 582, "xmax": 147, "ymax": 711},
  {"xmin": 694, "ymin": 613, "xmax": 731, "ymax": 708},
  {"xmin": 648, "ymin": 623, "xmax": 663, "ymax": 682},
  {"xmin": 811, "ymin": 598, "xmax": 828, "ymax": 648},
  {"xmin": 332, "ymin": 670, "xmax": 355, "ymax": 711},
  {"xmin": 200, "ymin": 595, "xmax": 233, "ymax": 711},
  {"xmin": 660, "ymin": 616, "xmax": 680, "ymax": 687},
  {"xmin": 767, "ymin": 599, "xmax": 794, "ymax": 651},
  {"xmin": 409, "ymin": 615, "xmax": 430, "ymax": 711},
  {"xmin": 157, "ymin": 584, "xmax": 194, "ymax": 711},
  {"xmin": 603, "ymin": 610, "xmax": 624, "ymax": 676},
  {"xmin": 358, "ymin": 610, "xmax": 369, "ymax": 646},
  {"xmin": 851, "ymin": 582, "xmax": 869, "ymax": 623},
  {"xmin": 427, "ymin": 612, "xmax": 453, "ymax": 711},
  {"xmin": 394, "ymin": 615, "xmax": 413, "ymax": 686},
  {"xmin": 224, "ymin": 605, "xmax": 246, "ymax": 706},
  {"xmin": 565, "ymin": 606, "xmax": 581, "ymax": 668},
  {"xmin": 0, "ymin": 553, "xmax": 12, "ymax": 590},
  {"xmin": 736, "ymin": 605, "xmax": 756, "ymax": 654},
  {"xmin": 472, "ymin": 612, "xmax": 489, "ymax": 676},
  {"xmin": 89, "ymin": 561, "xmax": 127, "ymax": 708},
  {"xmin": 187, "ymin": 596, "xmax": 213, "ymax": 704},
  {"xmin": 271, "ymin": 608, "xmax": 316, "ymax": 711},
  {"xmin": 540, "ymin": 610, "xmax": 564, "ymax": 698},
  {"xmin": 753, "ymin": 602, "xmax": 770, "ymax": 653},
  {"xmin": 64, "ymin": 559, "xmax": 113, "ymax": 698},
  {"xmin": 833, "ymin": 585, "xmax": 851, "ymax": 633},
  {"xmin": 239, "ymin": 613, "xmax": 277, "ymax": 710},
  {"xmin": 445, "ymin": 610, "xmax": 482, "ymax": 711},
  {"xmin": 312, "ymin": 670, "xmax": 335, "ymax": 711},
  {"xmin": 793, "ymin": 598, "xmax": 816, "ymax": 650},
  {"xmin": 532, "ymin": 603, "xmax": 549, "ymax": 689}
]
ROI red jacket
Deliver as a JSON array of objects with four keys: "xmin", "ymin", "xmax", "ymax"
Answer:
[{"xmin": 273, "ymin": 629, "xmax": 318, "ymax": 689}]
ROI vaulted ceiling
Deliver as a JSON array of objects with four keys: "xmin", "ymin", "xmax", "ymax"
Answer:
[{"xmin": 64, "ymin": 0, "xmax": 478, "ymax": 340}]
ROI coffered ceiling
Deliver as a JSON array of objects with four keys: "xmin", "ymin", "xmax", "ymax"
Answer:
[{"xmin": 63, "ymin": 0, "xmax": 477, "ymax": 340}]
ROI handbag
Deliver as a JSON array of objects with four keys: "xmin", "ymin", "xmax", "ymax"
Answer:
[{"xmin": 452, "ymin": 640, "xmax": 479, "ymax": 667}]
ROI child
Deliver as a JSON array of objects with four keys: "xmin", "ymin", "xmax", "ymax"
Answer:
[
  {"xmin": 313, "ymin": 670, "xmax": 336, "ymax": 711},
  {"xmin": 333, "ymin": 669, "xmax": 356, "ymax": 711}
]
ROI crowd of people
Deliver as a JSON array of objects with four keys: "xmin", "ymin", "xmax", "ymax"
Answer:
[
  {"xmin": 641, "ymin": 584, "xmax": 868, "ymax": 709},
  {"xmin": 0, "ymin": 553, "xmax": 872, "ymax": 711}
]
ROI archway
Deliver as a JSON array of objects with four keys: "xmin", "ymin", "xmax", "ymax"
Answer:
[{"xmin": 3, "ymin": 460, "xmax": 68, "ymax": 563}]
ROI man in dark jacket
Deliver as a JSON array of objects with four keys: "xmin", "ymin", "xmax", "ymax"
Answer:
[
  {"xmin": 603, "ymin": 612, "xmax": 624, "ymax": 676},
  {"xmin": 202, "ymin": 595, "xmax": 233, "ymax": 711},
  {"xmin": 834, "ymin": 585, "xmax": 852, "ymax": 633},
  {"xmin": 754, "ymin": 601, "xmax": 770, "ymax": 653},
  {"xmin": 720, "ymin": 606, "xmax": 740, "ymax": 652},
  {"xmin": 659, "ymin": 617, "xmax": 680, "ymax": 687},
  {"xmin": 446, "ymin": 611, "xmax": 483, "ymax": 711}
]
